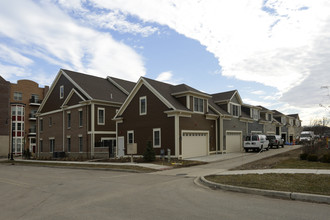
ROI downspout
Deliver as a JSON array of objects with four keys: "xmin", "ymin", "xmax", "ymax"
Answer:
[
  {"xmin": 62, "ymin": 109, "xmax": 65, "ymax": 152},
  {"xmin": 91, "ymin": 103, "xmax": 95, "ymax": 158},
  {"xmin": 174, "ymin": 114, "xmax": 179, "ymax": 158},
  {"xmin": 220, "ymin": 116, "xmax": 223, "ymax": 153}
]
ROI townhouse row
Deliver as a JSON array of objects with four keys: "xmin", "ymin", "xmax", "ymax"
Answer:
[{"xmin": 36, "ymin": 69, "xmax": 303, "ymax": 159}]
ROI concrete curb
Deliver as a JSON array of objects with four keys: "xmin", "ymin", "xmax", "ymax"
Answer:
[{"xmin": 199, "ymin": 176, "xmax": 330, "ymax": 204}]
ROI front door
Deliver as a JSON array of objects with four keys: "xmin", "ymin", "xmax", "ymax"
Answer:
[{"xmin": 117, "ymin": 136, "xmax": 125, "ymax": 157}]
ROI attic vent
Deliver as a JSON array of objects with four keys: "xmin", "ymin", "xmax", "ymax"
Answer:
[{"xmin": 110, "ymin": 93, "xmax": 113, "ymax": 99}]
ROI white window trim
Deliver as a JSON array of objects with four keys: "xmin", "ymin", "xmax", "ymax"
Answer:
[
  {"xmin": 139, "ymin": 96, "xmax": 147, "ymax": 115},
  {"xmin": 193, "ymin": 97, "xmax": 204, "ymax": 113},
  {"xmin": 153, "ymin": 128, "xmax": 161, "ymax": 148},
  {"xmin": 60, "ymin": 85, "xmax": 64, "ymax": 99},
  {"xmin": 97, "ymin": 107, "xmax": 105, "ymax": 125},
  {"xmin": 127, "ymin": 130, "xmax": 134, "ymax": 144}
]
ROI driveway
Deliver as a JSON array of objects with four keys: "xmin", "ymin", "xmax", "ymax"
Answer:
[{"xmin": 153, "ymin": 145, "xmax": 302, "ymax": 177}]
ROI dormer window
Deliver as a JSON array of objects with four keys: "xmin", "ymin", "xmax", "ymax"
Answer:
[
  {"xmin": 231, "ymin": 104, "xmax": 240, "ymax": 117},
  {"xmin": 281, "ymin": 117, "xmax": 286, "ymax": 124},
  {"xmin": 252, "ymin": 109, "xmax": 259, "ymax": 120},
  {"xmin": 193, "ymin": 97, "xmax": 204, "ymax": 113}
]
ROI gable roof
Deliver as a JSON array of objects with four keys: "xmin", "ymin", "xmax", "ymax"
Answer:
[
  {"xmin": 272, "ymin": 110, "xmax": 285, "ymax": 116},
  {"xmin": 212, "ymin": 90, "xmax": 243, "ymax": 105},
  {"xmin": 257, "ymin": 105, "xmax": 274, "ymax": 113},
  {"xmin": 62, "ymin": 69, "xmax": 131, "ymax": 103}
]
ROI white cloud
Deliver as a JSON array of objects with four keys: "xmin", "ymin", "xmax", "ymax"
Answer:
[
  {"xmin": 155, "ymin": 71, "xmax": 180, "ymax": 85},
  {"xmin": 0, "ymin": 0, "xmax": 146, "ymax": 81},
  {"xmin": 88, "ymin": 0, "xmax": 330, "ymax": 91},
  {"xmin": 251, "ymin": 90, "xmax": 265, "ymax": 95}
]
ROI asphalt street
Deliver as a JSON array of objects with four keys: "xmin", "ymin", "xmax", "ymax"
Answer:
[{"xmin": 0, "ymin": 163, "xmax": 329, "ymax": 220}]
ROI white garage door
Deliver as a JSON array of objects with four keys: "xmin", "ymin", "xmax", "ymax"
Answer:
[
  {"xmin": 182, "ymin": 131, "xmax": 208, "ymax": 159},
  {"xmin": 226, "ymin": 132, "xmax": 242, "ymax": 153}
]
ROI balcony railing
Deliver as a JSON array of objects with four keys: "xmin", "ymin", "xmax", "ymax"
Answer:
[
  {"xmin": 29, "ymin": 98, "xmax": 42, "ymax": 105},
  {"xmin": 29, "ymin": 113, "xmax": 36, "ymax": 120},
  {"xmin": 29, "ymin": 128, "xmax": 37, "ymax": 134}
]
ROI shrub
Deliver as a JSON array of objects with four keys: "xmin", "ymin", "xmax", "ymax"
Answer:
[
  {"xmin": 143, "ymin": 141, "xmax": 155, "ymax": 162},
  {"xmin": 307, "ymin": 154, "xmax": 318, "ymax": 162},
  {"xmin": 300, "ymin": 153, "xmax": 308, "ymax": 160},
  {"xmin": 320, "ymin": 153, "xmax": 330, "ymax": 163}
]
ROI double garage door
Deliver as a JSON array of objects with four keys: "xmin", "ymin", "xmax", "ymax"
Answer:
[
  {"xmin": 226, "ymin": 131, "xmax": 242, "ymax": 153},
  {"xmin": 181, "ymin": 131, "xmax": 208, "ymax": 159}
]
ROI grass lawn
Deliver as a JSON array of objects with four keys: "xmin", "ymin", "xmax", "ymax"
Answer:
[
  {"xmin": 206, "ymin": 147, "xmax": 330, "ymax": 196},
  {"xmin": 205, "ymin": 174, "xmax": 330, "ymax": 196}
]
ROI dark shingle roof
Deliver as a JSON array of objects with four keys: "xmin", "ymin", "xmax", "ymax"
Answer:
[
  {"xmin": 62, "ymin": 69, "xmax": 130, "ymax": 103},
  {"xmin": 171, "ymin": 84, "xmax": 208, "ymax": 96},
  {"xmin": 143, "ymin": 77, "xmax": 189, "ymax": 111},
  {"xmin": 208, "ymin": 98, "xmax": 230, "ymax": 115},
  {"xmin": 272, "ymin": 110, "xmax": 285, "ymax": 116},
  {"xmin": 108, "ymin": 76, "xmax": 136, "ymax": 93},
  {"xmin": 212, "ymin": 90, "xmax": 237, "ymax": 102}
]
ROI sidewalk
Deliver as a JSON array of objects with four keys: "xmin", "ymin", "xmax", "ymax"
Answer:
[
  {"xmin": 214, "ymin": 168, "xmax": 330, "ymax": 175},
  {"xmin": 2, "ymin": 158, "xmax": 171, "ymax": 170}
]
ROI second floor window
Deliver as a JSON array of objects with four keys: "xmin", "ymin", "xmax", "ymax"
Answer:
[
  {"xmin": 40, "ymin": 119, "xmax": 43, "ymax": 132},
  {"xmin": 14, "ymin": 92, "xmax": 22, "ymax": 101},
  {"xmin": 67, "ymin": 113, "xmax": 71, "ymax": 128},
  {"xmin": 98, "ymin": 108, "xmax": 105, "ymax": 125},
  {"xmin": 79, "ymin": 110, "xmax": 83, "ymax": 127},
  {"xmin": 193, "ymin": 97, "xmax": 204, "ymax": 113},
  {"xmin": 252, "ymin": 109, "xmax": 259, "ymax": 120}
]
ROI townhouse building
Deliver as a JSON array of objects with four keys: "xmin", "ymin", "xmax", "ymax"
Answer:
[
  {"xmin": 34, "ymin": 69, "xmax": 303, "ymax": 159},
  {"xmin": 37, "ymin": 69, "xmax": 135, "ymax": 159}
]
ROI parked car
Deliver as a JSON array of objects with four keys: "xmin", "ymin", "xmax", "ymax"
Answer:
[
  {"xmin": 244, "ymin": 134, "xmax": 269, "ymax": 152},
  {"xmin": 266, "ymin": 135, "xmax": 284, "ymax": 148}
]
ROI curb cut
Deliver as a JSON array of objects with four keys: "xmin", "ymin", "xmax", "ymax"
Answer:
[{"xmin": 199, "ymin": 176, "xmax": 330, "ymax": 204}]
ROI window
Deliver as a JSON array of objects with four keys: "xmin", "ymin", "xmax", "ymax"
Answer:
[
  {"xmin": 67, "ymin": 112, "xmax": 71, "ymax": 128},
  {"xmin": 127, "ymin": 131, "xmax": 134, "ymax": 144},
  {"xmin": 67, "ymin": 137, "xmax": 71, "ymax": 152},
  {"xmin": 49, "ymin": 117, "xmax": 52, "ymax": 127},
  {"xmin": 17, "ymin": 138, "xmax": 22, "ymax": 152},
  {"xmin": 98, "ymin": 108, "xmax": 105, "ymax": 125},
  {"xmin": 232, "ymin": 104, "xmax": 240, "ymax": 117},
  {"xmin": 193, "ymin": 97, "xmax": 204, "ymax": 113},
  {"xmin": 60, "ymin": 86, "xmax": 64, "ymax": 99},
  {"xmin": 31, "ymin": 94, "xmax": 39, "ymax": 103},
  {"xmin": 281, "ymin": 117, "xmax": 286, "ymax": 124},
  {"xmin": 49, "ymin": 139, "xmax": 55, "ymax": 153},
  {"xmin": 12, "ymin": 123, "xmax": 16, "ymax": 131},
  {"xmin": 17, "ymin": 123, "xmax": 22, "ymax": 131},
  {"xmin": 139, "ymin": 96, "xmax": 147, "ymax": 115},
  {"xmin": 79, "ymin": 110, "xmax": 83, "ymax": 127},
  {"xmin": 153, "ymin": 128, "xmax": 161, "ymax": 148},
  {"xmin": 40, "ymin": 140, "xmax": 43, "ymax": 152},
  {"xmin": 267, "ymin": 114, "xmax": 272, "ymax": 121},
  {"xmin": 11, "ymin": 106, "xmax": 16, "ymax": 116},
  {"xmin": 79, "ymin": 136, "xmax": 83, "ymax": 152},
  {"xmin": 252, "ymin": 109, "xmax": 259, "ymax": 120},
  {"xmin": 14, "ymin": 92, "xmax": 22, "ymax": 101},
  {"xmin": 40, "ymin": 119, "xmax": 43, "ymax": 132},
  {"xmin": 17, "ymin": 106, "xmax": 23, "ymax": 116}
]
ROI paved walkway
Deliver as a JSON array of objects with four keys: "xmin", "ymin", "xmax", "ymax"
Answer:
[
  {"xmin": 216, "ymin": 169, "xmax": 330, "ymax": 175},
  {"xmin": 2, "ymin": 158, "xmax": 171, "ymax": 170}
]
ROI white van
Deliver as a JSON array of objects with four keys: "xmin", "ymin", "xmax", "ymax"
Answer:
[{"xmin": 244, "ymin": 134, "xmax": 269, "ymax": 152}]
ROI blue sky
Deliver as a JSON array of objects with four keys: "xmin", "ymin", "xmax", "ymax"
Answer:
[{"xmin": 1, "ymin": 0, "xmax": 330, "ymax": 125}]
